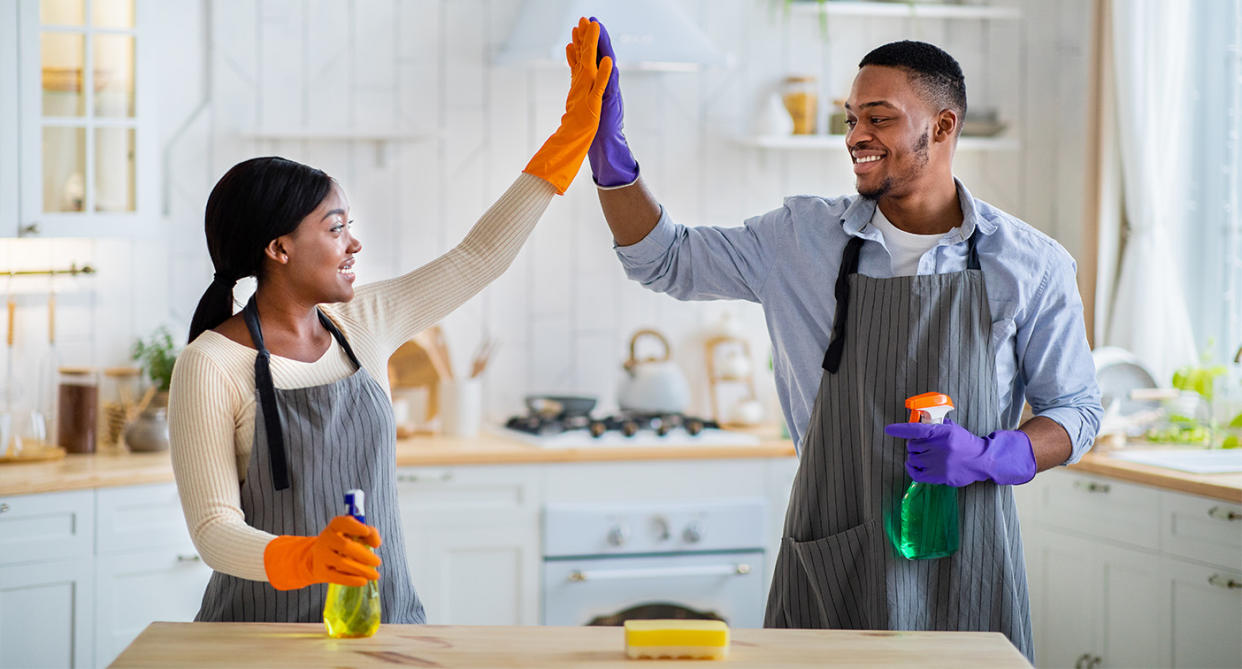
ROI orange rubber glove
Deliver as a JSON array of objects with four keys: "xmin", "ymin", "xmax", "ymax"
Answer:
[
  {"xmin": 522, "ymin": 17, "xmax": 614, "ymax": 195},
  {"xmin": 263, "ymin": 515, "xmax": 383, "ymax": 590}
]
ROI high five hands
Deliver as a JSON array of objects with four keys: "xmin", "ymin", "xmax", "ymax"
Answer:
[{"xmin": 522, "ymin": 18, "xmax": 613, "ymax": 194}]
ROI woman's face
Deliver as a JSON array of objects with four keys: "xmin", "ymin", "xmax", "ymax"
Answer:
[{"xmin": 282, "ymin": 182, "xmax": 362, "ymax": 303}]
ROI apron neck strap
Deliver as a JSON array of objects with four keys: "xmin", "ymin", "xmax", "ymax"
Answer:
[
  {"xmin": 241, "ymin": 296, "xmax": 363, "ymax": 491},
  {"xmin": 242, "ymin": 297, "xmax": 290, "ymax": 490},
  {"xmin": 316, "ymin": 309, "xmax": 363, "ymax": 370},
  {"xmin": 820, "ymin": 229, "xmax": 981, "ymax": 373},
  {"xmin": 821, "ymin": 236, "xmax": 864, "ymax": 374}
]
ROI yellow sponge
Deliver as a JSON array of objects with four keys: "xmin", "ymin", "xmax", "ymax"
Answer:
[{"xmin": 623, "ymin": 619, "xmax": 730, "ymax": 660}]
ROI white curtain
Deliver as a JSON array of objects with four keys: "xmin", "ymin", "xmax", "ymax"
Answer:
[{"xmin": 1103, "ymin": 0, "xmax": 1199, "ymax": 384}]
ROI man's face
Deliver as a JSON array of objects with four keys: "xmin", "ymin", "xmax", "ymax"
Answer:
[{"xmin": 844, "ymin": 65, "xmax": 940, "ymax": 200}]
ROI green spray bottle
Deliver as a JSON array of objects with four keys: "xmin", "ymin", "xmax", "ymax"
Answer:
[
  {"xmin": 323, "ymin": 489, "xmax": 381, "ymax": 638},
  {"xmin": 897, "ymin": 392, "xmax": 959, "ymax": 560}
]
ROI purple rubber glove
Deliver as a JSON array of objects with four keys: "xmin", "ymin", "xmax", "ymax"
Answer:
[
  {"xmin": 884, "ymin": 418, "xmax": 1036, "ymax": 487},
  {"xmin": 587, "ymin": 17, "xmax": 639, "ymax": 187}
]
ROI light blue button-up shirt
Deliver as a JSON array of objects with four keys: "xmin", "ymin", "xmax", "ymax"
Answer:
[{"xmin": 615, "ymin": 179, "xmax": 1102, "ymax": 463}]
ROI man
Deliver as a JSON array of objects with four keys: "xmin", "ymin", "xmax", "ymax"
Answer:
[{"xmin": 587, "ymin": 22, "xmax": 1101, "ymax": 663}]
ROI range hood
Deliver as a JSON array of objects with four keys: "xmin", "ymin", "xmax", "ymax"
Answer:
[{"xmin": 494, "ymin": 0, "xmax": 728, "ymax": 72}]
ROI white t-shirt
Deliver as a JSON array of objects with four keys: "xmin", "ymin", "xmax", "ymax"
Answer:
[{"xmin": 869, "ymin": 206, "xmax": 945, "ymax": 276}]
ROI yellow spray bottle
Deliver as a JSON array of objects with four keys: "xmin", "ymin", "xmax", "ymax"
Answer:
[
  {"xmin": 897, "ymin": 393, "xmax": 959, "ymax": 560},
  {"xmin": 323, "ymin": 489, "xmax": 381, "ymax": 638}
]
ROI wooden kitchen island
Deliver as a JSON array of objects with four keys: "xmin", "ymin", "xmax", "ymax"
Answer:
[{"xmin": 110, "ymin": 622, "xmax": 1030, "ymax": 668}]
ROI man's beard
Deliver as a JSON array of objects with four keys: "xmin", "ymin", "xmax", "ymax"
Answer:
[
  {"xmin": 856, "ymin": 131, "xmax": 930, "ymax": 200},
  {"xmin": 859, "ymin": 178, "xmax": 892, "ymax": 200}
]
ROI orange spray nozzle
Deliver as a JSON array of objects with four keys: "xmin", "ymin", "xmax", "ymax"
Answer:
[{"xmin": 905, "ymin": 392, "xmax": 954, "ymax": 424}]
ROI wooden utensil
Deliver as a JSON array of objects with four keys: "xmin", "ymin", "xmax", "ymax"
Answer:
[
  {"xmin": 469, "ymin": 337, "xmax": 497, "ymax": 379},
  {"xmin": 412, "ymin": 326, "xmax": 453, "ymax": 381}
]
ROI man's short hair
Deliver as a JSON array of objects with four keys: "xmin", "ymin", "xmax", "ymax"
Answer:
[{"xmin": 859, "ymin": 41, "xmax": 967, "ymax": 126}]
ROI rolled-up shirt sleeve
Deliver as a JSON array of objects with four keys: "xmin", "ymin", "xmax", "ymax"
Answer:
[
  {"xmin": 614, "ymin": 206, "xmax": 774, "ymax": 303},
  {"xmin": 1017, "ymin": 248, "xmax": 1103, "ymax": 464}
]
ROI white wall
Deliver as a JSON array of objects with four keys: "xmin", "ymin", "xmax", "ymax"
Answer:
[{"xmin": 0, "ymin": 0, "xmax": 1093, "ymax": 426}]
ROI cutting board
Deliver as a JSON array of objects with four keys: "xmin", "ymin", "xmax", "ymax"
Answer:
[{"xmin": 111, "ymin": 622, "xmax": 1028, "ymax": 668}]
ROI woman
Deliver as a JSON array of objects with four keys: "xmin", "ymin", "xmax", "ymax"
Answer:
[{"xmin": 168, "ymin": 19, "xmax": 611, "ymax": 623}]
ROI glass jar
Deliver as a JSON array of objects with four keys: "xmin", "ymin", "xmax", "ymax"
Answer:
[
  {"xmin": 57, "ymin": 367, "xmax": 99, "ymax": 454},
  {"xmin": 782, "ymin": 75, "xmax": 819, "ymax": 135},
  {"xmin": 101, "ymin": 366, "xmax": 140, "ymax": 449}
]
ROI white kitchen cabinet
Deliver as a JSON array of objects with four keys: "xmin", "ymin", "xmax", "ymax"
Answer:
[
  {"xmin": 93, "ymin": 484, "xmax": 210, "ymax": 668},
  {"xmin": 93, "ymin": 549, "xmax": 210, "ymax": 668},
  {"xmin": 11, "ymin": 0, "xmax": 156, "ymax": 238},
  {"xmin": 1165, "ymin": 557, "xmax": 1242, "ymax": 668},
  {"xmin": 0, "ymin": 557, "xmax": 94, "ymax": 669},
  {"xmin": 1023, "ymin": 528, "xmax": 1098, "ymax": 668},
  {"xmin": 396, "ymin": 466, "xmax": 541, "ymax": 625},
  {"xmin": 1024, "ymin": 527, "xmax": 1167, "ymax": 669},
  {"xmin": 1021, "ymin": 468, "xmax": 1242, "ymax": 668},
  {"xmin": 0, "ymin": 489, "xmax": 95, "ymax": 669}
]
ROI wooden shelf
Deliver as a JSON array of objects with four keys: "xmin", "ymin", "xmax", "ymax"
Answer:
[
  {"xmin": 738, "ymin": 133, "xmax": 1020, "ymax": 151},
  {"xmin": 787, "ymin": 1, "xmax": 1022, "ymax": 21}
]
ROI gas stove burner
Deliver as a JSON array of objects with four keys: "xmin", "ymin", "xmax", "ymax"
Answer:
[
  {"xmin": 504, "ymin": 412, "xmax": 592, "ymax": 436},
  {"xmin": 587, "ymin": 412, "xmax": 718, "ymax": 438},
  {"xmin": 504, "ymin": 409, "xmax": 718, "ymax": 439}
]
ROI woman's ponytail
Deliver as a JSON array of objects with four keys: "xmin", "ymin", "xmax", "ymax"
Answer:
[{"xmin": 187, "ymin": 275, "xmax": 238, "ymax": 343}]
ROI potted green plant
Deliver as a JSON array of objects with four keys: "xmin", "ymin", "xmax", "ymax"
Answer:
[
  {"xmin": 126, "ymin": 326, "xmax": 178, "ymax": 452},
  {"xmin": 131, "ymin": 325, "xmax": 178, "ymax": 403}
]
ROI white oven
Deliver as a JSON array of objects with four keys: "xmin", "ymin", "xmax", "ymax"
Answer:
[{"xmin": 541, "ymin": 498, "xmax": 768, "ymax": 628}]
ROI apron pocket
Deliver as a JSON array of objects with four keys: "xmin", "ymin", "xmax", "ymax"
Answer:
[{"xmin": 788, "ymin": 520, "xmax": 882, "ymax": 629}]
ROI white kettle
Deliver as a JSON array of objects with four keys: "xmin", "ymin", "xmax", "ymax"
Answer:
[{"xmin": 617, "ymin": 329, "xmax": 691, "ymax": 414}]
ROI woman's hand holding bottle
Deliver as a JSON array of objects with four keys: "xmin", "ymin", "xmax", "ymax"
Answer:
[{"xmin": 263, "ymin": 515, "xmax": 383, "ymax": 590}]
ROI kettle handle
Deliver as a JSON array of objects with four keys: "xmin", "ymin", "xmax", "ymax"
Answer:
[{"xmin": 626, "ymin": 329, "xmax": 671, "ymax": 368}]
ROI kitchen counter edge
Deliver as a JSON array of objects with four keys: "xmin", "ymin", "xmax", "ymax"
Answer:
[{"xmin": 0, "ymin": 431, "xmax": 797, "ymax": 496}]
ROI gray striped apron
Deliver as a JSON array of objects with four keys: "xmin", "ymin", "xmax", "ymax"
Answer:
[
  {"xmin": 763, "ymin": 232, "xmax": 1033, "ymax": 662},
  {"xmin": 195, "ymin": 297, "xmax": 425, "ymax": 624}
]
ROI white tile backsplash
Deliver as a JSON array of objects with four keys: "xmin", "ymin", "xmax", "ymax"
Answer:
[{"xmin": 1, "ymin": 0, "xmax": 1093, "ymax": 427}]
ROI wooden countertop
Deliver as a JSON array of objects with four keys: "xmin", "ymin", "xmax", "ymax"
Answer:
[
  {"xmin": 110, "ymin": 622, "xmax": 1029, "ymax": 668},
  {"xmin": 392, "ymin": 428, "xmax": 796, "ymax": 466},
  {"xmin": 0, "ymin": 450, "xmax": 177, "ymax": 497},
  {"xmin": 0, "ymin": 430, "xmax": 795, "ymax": 497},
  {"xmin": 5, "ymin": 430, "xmax": 1240, "ymax": 506},
  {"xmin": 1071, "ymin": 449, "xmax": 1242, "ymax": 504}
]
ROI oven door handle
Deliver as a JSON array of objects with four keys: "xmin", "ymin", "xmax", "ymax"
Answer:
[{"xmin": 567, "ymin": 563, "xmax": 751, "ymax": 582}]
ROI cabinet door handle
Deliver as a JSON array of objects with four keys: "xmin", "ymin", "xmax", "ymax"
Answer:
[
  {"xmin": 0, "ymin": 503, "xmax": 9, "ymax": 513},
  {"xmin": 1208, "ymin": 574, "xmax": 1242, "ymax": 590},
  {"xmin": 1207, "ymin": 506, "xmax": 1241, "ymax": 522},
  {"xmin": 1073, "ymin": 480, "xmax": 1111, "ymax": 494},
  {"xmin": 176, "ymin": 554, "xmax": 202, "ymax": 563},
  {"xmin": 568, "ymin": 563, "xmax": 751, "ymax": 583},
  {"xmin": 19, "ymin": 222, "xmax": 40, "ymax": 237},
  {"xmin": 1074, "ymin": 652, "xmax": 1090, "ymax": 669}
]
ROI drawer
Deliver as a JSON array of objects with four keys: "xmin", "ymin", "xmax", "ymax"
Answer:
[
  {"xmin": 96, "ymin": 483, "xmax": 194, "ymax": 555},
  {"xmin": 0, "ymin": 489, "xmax": 94, "ymax": 566},
  {"xmin": 396, "ymin": 466, "xmax": 539, "ymax": 513},
  {"xmin": 1161, "ymin": 491, "xmax": 1242, "ymax": 570},
  {"xmin": 1032, "ymin": 469, "xmax": 1161, "ymax": 549}
]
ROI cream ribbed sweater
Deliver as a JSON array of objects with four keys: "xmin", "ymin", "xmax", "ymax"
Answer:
[{"xmin": 168, "ymin": 173, "xmax": 554, "ymax": 582}]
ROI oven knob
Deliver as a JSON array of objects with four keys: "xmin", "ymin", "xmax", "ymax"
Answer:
[
  {"xmin": 651, "ymin": 516, "xmax": 670, "ymax": 542},
  {"xmin": 682, "ymin": 522, "xmax": 703, "ymax": 544},
  {"xmin": 607, "ymin": 524, "xmax": 629, "ymax": 547}
]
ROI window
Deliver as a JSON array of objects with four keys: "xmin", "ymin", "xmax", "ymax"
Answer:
[
  {"xmin": 27, "ymin": 0, "xmax": 139, "ymax": 227},
  {"xmin": 1184, "ymin": 1, "xmax": 1241, "ymax": 363}
]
